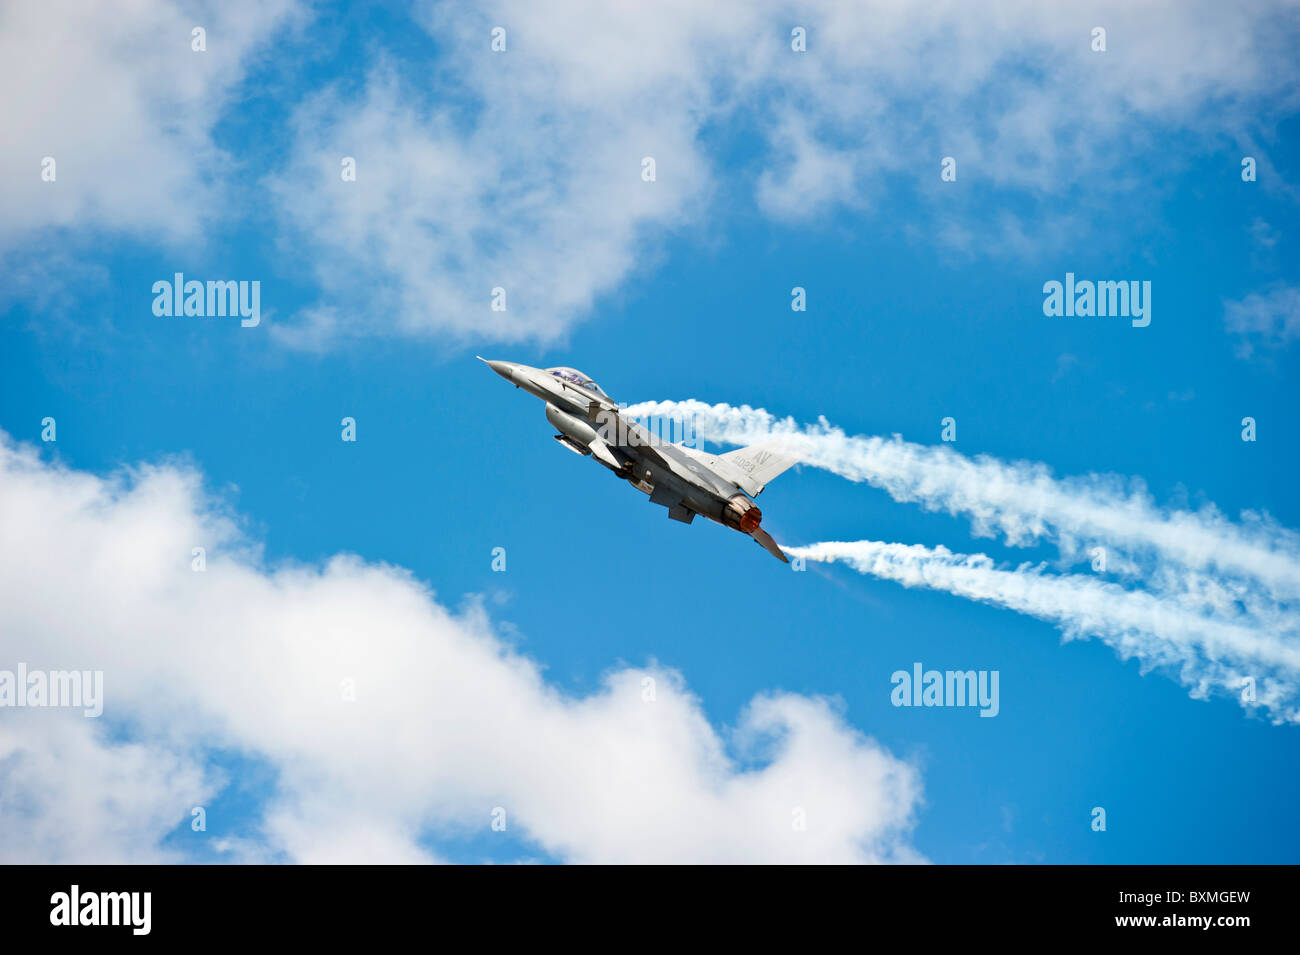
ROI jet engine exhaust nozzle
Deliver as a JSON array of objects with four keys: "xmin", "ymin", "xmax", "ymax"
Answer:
[{"xmin": 723, "ymin": 494, "xmax": 762, "ymax": 534}]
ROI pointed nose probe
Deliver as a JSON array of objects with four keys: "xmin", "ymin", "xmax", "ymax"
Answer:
[{"xmin": 477, "ymin": 356, "xmax": 516, "ymax": 383}]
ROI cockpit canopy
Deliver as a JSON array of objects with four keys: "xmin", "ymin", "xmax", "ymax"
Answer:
[{"xmin": 546, "ymin": 366, "xmax": 608, "ymax": 397}]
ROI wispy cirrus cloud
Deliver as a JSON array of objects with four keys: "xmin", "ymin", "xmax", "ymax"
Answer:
[
  {"xmin": 266, "ymin": 0, "xmax": 1300, "ymax": 346},
  {"xmin": 1224, "ymin": 283, "xmax": 1300, "ymax": 358},
  {"xmin": 2, "ymin": 1, "xmax": 1295, "ymax": 348}
]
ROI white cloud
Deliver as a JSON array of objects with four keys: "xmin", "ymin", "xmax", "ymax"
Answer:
[
  {"xmin": 0, "ymin": 0, "xmax": 301, "ymax": 245},
  {"xmin": 0, "ymin": 711, "xmax": 211, "ymax": 863},
  {"xmin": 1224, "ymin": 283, "xmax": 1300, "ymax": 357},
  {"xmin": 756, "ymin": 111, "xmax": 861, "ymax": 221},
  {"xmin": 268, "ymin": 0, "xmax": 1299, "ymax": 345},
  {"xmin": 0, "ymin": 435, "xmax": 922, "ymax": 863},
  {"xmin": 2, "ymin": 1, "xmax": 1294, "ymax": 344},
  {"xmin": 266, "ymin": 42, "xmax": 714, "ymax": 346}
]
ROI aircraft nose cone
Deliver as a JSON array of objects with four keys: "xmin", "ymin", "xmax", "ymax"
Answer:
[{"xmin": 477, "ymin": 357, "xmax": 517, "ymax": 383}]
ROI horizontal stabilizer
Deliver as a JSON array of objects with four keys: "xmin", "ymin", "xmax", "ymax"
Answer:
[{"xmin": 751, "ymin": 526, "xmax": 789, "ymax": 563}]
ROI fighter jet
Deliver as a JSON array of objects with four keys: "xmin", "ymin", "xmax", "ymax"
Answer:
[{"xmin": 479, "ymin": 359, "xmax": 797, "ymax": 562}]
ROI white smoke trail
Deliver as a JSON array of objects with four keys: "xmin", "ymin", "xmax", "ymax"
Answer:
[
  {"xmin": 788, "ymin": 540, "xmax": 1299, "ymax": 723},
  {"xmin": 626, "ymin": 399, "xmax": 1300, "ymax": 599},
  {"xmin": 625, "ymin": 399, "xmax": 1300, "ymax": 722}
]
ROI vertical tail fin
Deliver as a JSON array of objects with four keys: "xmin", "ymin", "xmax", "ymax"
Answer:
[{"xmin": 719, "ymin": 445, "xmax": 798, "ymax": 496}]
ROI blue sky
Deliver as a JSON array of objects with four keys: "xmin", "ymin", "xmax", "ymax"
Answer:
[{"xmin": 1, "ymin": 1, "xmax": 1298, "ymax": 864}]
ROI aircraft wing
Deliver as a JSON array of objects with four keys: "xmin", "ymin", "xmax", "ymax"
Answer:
[{"xmin": 588, "ymin": 405, "xmax": 672, "ymax": 468}]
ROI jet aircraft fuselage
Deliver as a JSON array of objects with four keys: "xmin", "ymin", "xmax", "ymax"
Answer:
[{"xmin": 480, "ymin": 358, "xmax": 795, "ymax": 562}]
